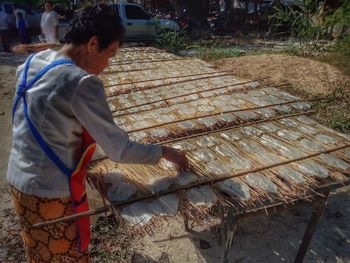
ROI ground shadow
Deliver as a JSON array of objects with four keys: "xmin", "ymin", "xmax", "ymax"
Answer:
[{"xmin": 154, "ymin": 188, "xmax": 350, "ymax": 263}]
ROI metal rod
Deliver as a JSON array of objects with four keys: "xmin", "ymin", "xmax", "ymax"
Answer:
[
  {"xmin": 156, "ymin": 111, "xmax": 315, "ymax": 145},
  {"xmin": 128, "ymin": 104, "xmax": 317, "ymax": 134},
  {"xmin": 93, "ymin": 110, "xmax": 316, "ymax": 162},
  {"xmin": 107, "ymin": 73, "xmax": 248, "ymax": 98},
  {"xmin": 108, "ymin": 57, "xmax": 191, "ymax": 66},
  {"xmin": 33, "ymin": 144, "xmax": 350, "ymax": 228},
  {"xmin": 105, "ymin": 70, "xmax": 235, "ymax": 88},
  {"xmin": 112, "ymin": 78, "xmax": 278, "ymax": 116},
  {"xmin": 109, "ymin": 57, "xmax": 178, "ymax": 64},
  {"xmin": 231, "ymin": 179, "xmax": 349, "ymax": 217},
  {"xmin": 102, "ymin": 66, "xmax": 159, "ymax": 74},
  {"xmin": 119, "ymin": 49, "xmax": 165, "ymax": 53},
  {"xmin": 34, "ymin": 206, "xmax": 111, "ymax": 227}
]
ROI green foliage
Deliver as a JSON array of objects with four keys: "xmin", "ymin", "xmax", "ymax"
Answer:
[
  {"xmin": 28, "ymin": 0, "xmax": 104, "ymax": 8},
  {"xmin": 329, "ymin": 114, "xmax": 350, "ymax": 131},
  {"xmin": 271, "ymin": 0, "xmax": 350, "ymax": 55},
  {"xmin": 315, "ymin": 32, "xmax": 350, "ymax": 76},
  {"xmin": 10, "ymin": 0, "xmax": 80, "ymax": 8},
  {"xmin": 153, "ymin": 29, "xmax": 188, "ymax": 53},
  {"xmin": 195, "ymin": 47, "xmax": 243, "ymax": 60},
  {"xmin": 323, "ymin": 1, "xmax": 350, "ymax": 38},
  {"xmin": 312, "ymin": 87, "xmax": 350, "ymax": 133},
  {"xmin": 273, "ymin": 1, "xmax": 324, "ymax": 40},
  {"xmin": 334, "ymin": 33, "xmax": 350, "ymax": 56},
  {"xmin": 271, "ymin": 0, "xmax": 326, "ymax": 54}
]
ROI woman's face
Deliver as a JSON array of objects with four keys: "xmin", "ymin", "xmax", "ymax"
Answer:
[
  {"xmin": 45, "ymin": 3, "xmax": 52, "ymax": 12},
  {"xmin": 84, "ymin": 39, "xmax": 119, "ymax": 75}
]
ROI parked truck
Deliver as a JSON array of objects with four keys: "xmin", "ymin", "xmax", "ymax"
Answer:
[
  {"xmin": 0, "ymin": 2, "xmax": 42, "ymax": 33},
  {"xmin": 59, "ymin": 3, "xmax": 179, "ymax": 42}
]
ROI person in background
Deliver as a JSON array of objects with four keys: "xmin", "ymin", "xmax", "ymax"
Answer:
[
  {"xmin": 15, "ymin": 12, "xmax": 31, "ymax": 44},
  {"xmin": 0, "ymin": 7, "xmax": 11, "ymax": 52},
  {"xmin": 219, "ymin": 0, "xmax": 226, "ymax": 13},
  {"xmin": 13, "ymin": 6, "xmax": 31, "ymax": 44},
  {"xmin": 40, "ymin": 1, "xmax": 59, "ymax": 43}
]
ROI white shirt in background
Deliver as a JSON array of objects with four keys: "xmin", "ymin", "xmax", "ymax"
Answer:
[{"xmin": 40, "ymin": 10, "xmax": 59, "ymax": 43}]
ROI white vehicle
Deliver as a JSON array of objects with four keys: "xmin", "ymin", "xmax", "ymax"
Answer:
[
  {"xmin": 111, "ymin": 3, "xmax": 179, "ymax": 41},
  {"xmin": 59, "ymin": 3, "xmax": 179, "ymax": 42},
  {"xmin": 0, "ymin": 2, "xmax": 41, "ymax": 32}
]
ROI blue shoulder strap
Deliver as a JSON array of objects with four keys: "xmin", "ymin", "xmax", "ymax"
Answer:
[
  {"xmin": 12, "ymin": 54, "xmax": 75, "ymax": 177},
  {"xmin": 12, "ymin": 53, "xmax": 35, "ymax": 122}
]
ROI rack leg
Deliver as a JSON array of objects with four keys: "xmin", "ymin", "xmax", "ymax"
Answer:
[
  {"xmin": 219, "ymin": 205, "xmax": 225, "ymax": 245},
  {"xmin": 222, "ymin": 208, "xmax": 238, "ymax": 263},
  {"xmin": 184, "ymin": 214, "xmax": 190, "ymax": 232},
  {"xmin": 294, "ymin": 192, "xmax": 329, "ymax": 263}
]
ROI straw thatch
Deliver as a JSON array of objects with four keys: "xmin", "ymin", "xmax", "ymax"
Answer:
[{"xmin": 88, "ymin": 47, "xmax": 350, "ymax": 233}]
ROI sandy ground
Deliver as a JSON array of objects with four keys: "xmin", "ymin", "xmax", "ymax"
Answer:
[
  {"xmin": 0, "ymin": 52, "xmax": 349, "ymax": 263},
  {"xmin": 0, "ymin": 53, "xmax": 26, "ymax": 186},
  {"xmin": 0, "ymin": 52, "xmax": 27, "ymax": 261}
]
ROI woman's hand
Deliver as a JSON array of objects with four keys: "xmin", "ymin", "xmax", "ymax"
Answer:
[{"xmin": 161, "ymin": 146, "xmax": 189, "ymax": 171}]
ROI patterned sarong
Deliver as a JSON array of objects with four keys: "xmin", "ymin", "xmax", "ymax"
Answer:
[{"xmin": 10, "ymin": 186, "xmax": 90, "ymax": 263}]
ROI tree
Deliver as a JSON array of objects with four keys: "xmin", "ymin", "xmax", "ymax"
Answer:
[
  {"xmin": 168, "ymin": 0, "xmax": 210, "ymax": 30},
  {"xmin": 167, "ymin": 0, "xmax": 210, "ymax": 38}
]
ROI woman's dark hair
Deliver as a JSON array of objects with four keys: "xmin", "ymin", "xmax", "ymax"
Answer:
[{"xmin": 64, "ymin": 4, "xmax": 124, "ymax": 50}]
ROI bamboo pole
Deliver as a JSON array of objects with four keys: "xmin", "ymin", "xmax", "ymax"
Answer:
[{"xmin": 33, "ymin": 144, "xmax": 350, "ymax": 228}]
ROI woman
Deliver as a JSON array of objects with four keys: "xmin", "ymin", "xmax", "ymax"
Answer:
[
  {"xmin": 8, "ymin": 5, "xmax": 188, "ymax": 263},
  {"xmin": 40, "ymin": 1, "xmax": 59, "ymax": 43}
]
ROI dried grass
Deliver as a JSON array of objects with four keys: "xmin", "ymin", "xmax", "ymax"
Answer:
[{"xmin": 11, "ymin": 43, "xmax": 58, "ymax": 54}]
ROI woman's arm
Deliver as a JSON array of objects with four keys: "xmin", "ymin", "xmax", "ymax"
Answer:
[{"xmin": 71, "ymin": 75, "xmax": 188, "ymax": 170}]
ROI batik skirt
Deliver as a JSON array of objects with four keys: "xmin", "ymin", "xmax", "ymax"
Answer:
[{"xmin": 10, "ymin": 186, "xmax": 90, "ymax": 263}]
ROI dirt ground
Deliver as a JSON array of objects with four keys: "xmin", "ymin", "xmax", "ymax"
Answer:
[{"xmin": 0, "ymin": 51, "xmax": 349, "ymax": 263}]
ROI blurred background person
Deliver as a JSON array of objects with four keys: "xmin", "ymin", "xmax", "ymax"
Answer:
[
  {"xmin": 219, "ymin": 0, "xmax": 226, "ymax": 13},
  {"xmin": 0, "ymin": 7, "xmax": 11, "ymax": 52},
  {"xmin": 40, "ymin": 1, "xmax": 59, "ymax": 43},
  {"xmin": 14, "ymin": 7, "xmax": 31, "ymax": 44}
]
